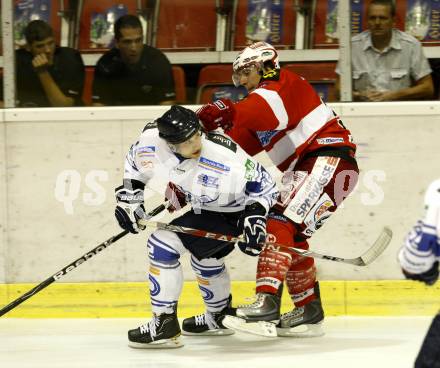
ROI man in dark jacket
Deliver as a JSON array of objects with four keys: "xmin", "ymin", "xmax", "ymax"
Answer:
[
  {"xmin": 9, "ymin": 20, "xmax": 85, "ymax": 107},
  {"xmin": 92, "ymin": 15, "xmax": 175, "ymax": 106}
]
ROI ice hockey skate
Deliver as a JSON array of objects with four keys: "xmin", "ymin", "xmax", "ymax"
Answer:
[
  {"xmin": 277, "ymin": 282, "xmax": 325, "ymax": 337},
  {"xmin": 222, "ymin": 292, "xmax": 281, "ymax": 337},
  {"xmin": 182, "ymin": 295, "xmax": 236, "ymax": 336},
  {"xmin": 128, "ymin": 311, "xmax": 182, "ymax": 349}
]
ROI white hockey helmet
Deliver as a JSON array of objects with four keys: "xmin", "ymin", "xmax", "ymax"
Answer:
[{"xmin": 232, "ymin": 41, "xmax": 279, "ymax": 86}]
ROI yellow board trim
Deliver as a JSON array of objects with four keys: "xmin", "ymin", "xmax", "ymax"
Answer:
[{"xmin": 0, "ymin": 280, "xmax": 439, "ymax": 318}]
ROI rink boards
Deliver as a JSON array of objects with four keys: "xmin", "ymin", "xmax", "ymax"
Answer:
[
  {"xmin": 1, "ymin": 103, "xmax": 440, "ymax": 318},
  {"xmin": 1, "ymin": 280, "xmax": 439, "ymax": 318}
]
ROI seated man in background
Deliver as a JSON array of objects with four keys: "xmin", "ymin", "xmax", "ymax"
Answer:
[
  {"xmin": 398, "ymin": 178, "xmax": 440, "ymax": 368},
  {"xmin": 1, "ymin": 20, "xmax": 85, "ymax": 107},
  {"xmin": 336, "ymin": 0, "xmax": 434, "ymax": 101},
  {"xmin": 92, "ymin": 15, "xmax": 175, "ymax": 106}
]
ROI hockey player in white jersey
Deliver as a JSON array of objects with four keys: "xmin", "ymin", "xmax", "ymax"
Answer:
[
  {"xmin": 114, "ymin": 105, "xmax": 278, "ymax": 348},
  {"xmin": 398, "ymin": 178, "xmax": 440, "ymax": 368}
]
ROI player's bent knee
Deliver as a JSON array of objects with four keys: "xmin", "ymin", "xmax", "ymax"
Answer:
[
  {"xmin": 190, "ymin": 256, "xmax": 226, "ymax": 278},
  {"xmin": 147, "ymin": 230, "xmax": 183, "ymax": 263}
]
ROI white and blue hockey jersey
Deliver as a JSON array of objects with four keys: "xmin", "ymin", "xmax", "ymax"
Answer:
[
  {"xmin": 399, "ymin": 179, "xmax": 440, "ymax": 274},
  {"xmin": 123, "ymin": 123, "xmax": 278, "ymax": 214}
]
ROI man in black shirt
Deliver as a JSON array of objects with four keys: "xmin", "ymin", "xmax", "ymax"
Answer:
[
  {"xmin": 5, "ymin": 20, "xmax": 85, "ymax": 107},
  {"xmin": 92, "ymin": 15, "xmax": 176, "ymax": 106}
]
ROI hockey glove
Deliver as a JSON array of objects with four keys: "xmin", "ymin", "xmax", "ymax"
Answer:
[
  {"xmin": 238, "ymin": 203, "xmax": 267, "ymax": 257},
  {"xmin": 196, "ymin": 98, "xmax": 235, "ymax": 132},
  {"xmin": 115, "ymin": 180, "xmax": 146, "ymax": 234},
  {"xmin": 165, "ymin": 182, "xmax": 187, "ymax": 213},
  {"xmin": 402, "ymin": 261, "xmax": 439, "ymax": 286}
]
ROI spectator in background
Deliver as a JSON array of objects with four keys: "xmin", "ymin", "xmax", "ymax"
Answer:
[
  {"xmin": 92, "ymin": 15, "xmax": 175, "ymax": 106},
  {"xmin": 336, "ymin": 0, "xmax": 434, "ymax": 101},
  {"xmin": 1, "ymin": 20, "xmax": 85, "ymax": 107}
]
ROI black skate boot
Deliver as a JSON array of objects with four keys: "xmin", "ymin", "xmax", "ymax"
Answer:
[
  {"xmin": 222, "ymin": 291, "xmax": 282, "ymax": 337},
  {"xmin": 128, "ymin": 311, "xmax": 182, "ymax": 348},
  {"xmin": 277, "ymin": 282, "xmax": 325, "ymax": 337},
  {"xmin": 182, "ymin": 295, "xmax": 236, "ymax": 336}
]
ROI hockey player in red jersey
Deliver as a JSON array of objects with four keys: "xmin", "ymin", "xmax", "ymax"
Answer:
[{"xmin": 193, "ymin": 41, "xmax": 359, "ymax": 337}]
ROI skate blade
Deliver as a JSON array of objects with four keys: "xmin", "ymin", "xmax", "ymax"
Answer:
[
  {"xmin": 182, "ymin": 328, "xmax": 235, "ymax": 336},
  {"xmin": 276, "ymin": 322, "xmax": 324, "ymax": 338},
  {"xmin": 128, "ymin": 336, "xmax": 183, "ymax": 349},
  {"xmin": 222, "ymin": 316, "xmax": 277, "ymax": 338}
]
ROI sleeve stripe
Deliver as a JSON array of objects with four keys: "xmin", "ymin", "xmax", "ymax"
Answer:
[
  {"xmin": 268, "ymin": 103, "xmax": 334, "ymax": 166},
  {"xmin": 253, "ymin": 89, "xmax": 289, "ymax": 130}
]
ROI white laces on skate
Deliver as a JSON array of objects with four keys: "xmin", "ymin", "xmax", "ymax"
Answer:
[
  {"xmin": 139, "ymin": 314, "xmax": 160, "ymax": 338},
  {"xmin": 194, "ymin": 312, "xmax": 219, "ymax": 330}
]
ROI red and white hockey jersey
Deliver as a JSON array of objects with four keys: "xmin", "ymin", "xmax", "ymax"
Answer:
[{"xmin": 228, "ymin": 69, "xmax": 356, "ymax": 172}]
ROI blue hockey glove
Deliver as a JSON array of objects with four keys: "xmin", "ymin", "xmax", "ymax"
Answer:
[{"xmin": 238, "ymin": 203, "xmax": 267, "ymax": 257}]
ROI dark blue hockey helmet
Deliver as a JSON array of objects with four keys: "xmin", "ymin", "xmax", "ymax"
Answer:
[{"xmin": 156, "ymin": 105, "xmax": 201, "ymax": 144}]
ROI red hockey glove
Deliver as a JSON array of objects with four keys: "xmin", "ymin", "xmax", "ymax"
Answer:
[
  {"xmin": 196, "ymin": 98, "xmax": 235, "ymax": 132},
  {"xmin": 165, "ymin": 182, "xmax": 187, "ymax": 213}
]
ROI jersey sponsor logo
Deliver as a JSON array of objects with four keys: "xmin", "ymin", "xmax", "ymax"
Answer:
[
  {"xmin": 316, "ymin": 137, "xmax": 345, "ymax": 145},
  {"xmin": 293, "ymin": 166, "xmax": 334, "ymax": 217},
  {"xmin": 284, "ymin": 157, "xmax": 339, "ymax": 223},
  {"xmin": 197, "ymin": 173, "xmax": 220, "ymax": 189},
  {"xmin": 198, "ymin": 157, "xmax": 230, "ymax": 174},
  {"xmin": 256, "ymin": 130, "xmax": 279, "ymax": 146},
  {"xmin": 206, "ymin": 133, "xmax": 237, "ymax": 152},
  {"xmin": 137, "ymin": 146, "xmax": 156, "ymax": 157},
  {"xmin": 278, "ymin": 171, "xmax": 308, "ymax": 208},
  {"xmin": 244, "ymin": 159, "xmax": 256, "ymax": 180},
  {"xmin": 302, "ymin": 193, "xmax": 334, "ymax": 236},
  {"xmin": 303, "ymin": 213, "xmax": 331, "ymax": 237}
]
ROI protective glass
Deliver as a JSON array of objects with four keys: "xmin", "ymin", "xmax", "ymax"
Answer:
[{"xmin": 232, "ymin": 64, "xmax": 258, "ymax": 87}]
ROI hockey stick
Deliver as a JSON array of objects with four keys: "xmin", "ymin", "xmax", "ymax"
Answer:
[
  {"xmin": 0, "ymin": 203, "xmax": 167, "ymax": 317},
  {"xmin": 138, "ymin": 219, "xmax": 392, "ymax": 267}
]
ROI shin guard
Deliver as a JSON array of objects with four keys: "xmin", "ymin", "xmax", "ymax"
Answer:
[
  {"xmin": 256, "ymin": 214, "xmax": 296, "ymax": 294},
  {"xmin": 285, "ymin": 240, "xmax": 317, "ymax": 307},
  {"xmin": 190, "ymin": 256, "xmax": 231, "ymax": 313},
  {"xmin": 256, "ymin": 249, "xmax": 292, "ymax": 294}
]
